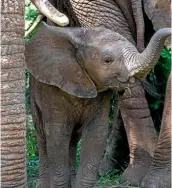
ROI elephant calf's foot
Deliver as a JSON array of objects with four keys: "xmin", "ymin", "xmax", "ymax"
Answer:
[
  {"xmin": 141, "ymin": 168, "xmax": 171, "ymax": 188},
  {"xmin": 120, "ymin": 162, "xmax": 151, "ymax": 186}
]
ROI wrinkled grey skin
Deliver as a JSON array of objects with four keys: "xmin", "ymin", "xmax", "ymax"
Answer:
[
  {"xmin": 25, "ymin": 22, "xmax": 170, "ymax": 187},
  {"xmin": 1, "ymin": 1, "xmax": 26, "ymax": 187},
  {"xmin": 141, "ymin": 73, "xmax": 171, "ymax": 188},
  {"xmin": 50, "ymin": 0, "xmax": 145, "ymax": 51}
]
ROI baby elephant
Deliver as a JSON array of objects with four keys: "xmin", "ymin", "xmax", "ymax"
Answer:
[{"xmin": 25, "ymin": 22, "xmax": 171, "ymax": 188}]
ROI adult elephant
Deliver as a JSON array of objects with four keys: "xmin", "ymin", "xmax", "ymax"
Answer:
[{"xmin": 27, "ymin": 0, "xmax": 171, "ymax": 186}]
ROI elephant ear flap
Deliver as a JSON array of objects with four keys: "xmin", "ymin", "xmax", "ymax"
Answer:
[{"xmin": 25, "ymin": 22, "xmax": 97, "ymax": 98}]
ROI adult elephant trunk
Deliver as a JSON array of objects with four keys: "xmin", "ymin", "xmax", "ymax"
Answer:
[
  {"xmin": 131, "ymin": 0, "xmax": 145, "ymax": 52},
  {"xmin": 124, "ymin": 28, "xmax": 171, "ymax": 78},
  {"xmin": 1, "ymin": 0, "xmax": 26, "ymax": 187}
]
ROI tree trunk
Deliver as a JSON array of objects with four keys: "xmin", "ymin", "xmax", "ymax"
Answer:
[{"xmin": 1, "ymin": 0, "xmax": 26, "ymax": 187}]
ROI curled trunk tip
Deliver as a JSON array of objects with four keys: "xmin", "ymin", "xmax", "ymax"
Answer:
[{"xmin": 129, "ymin": 28, "xmax": 171, "ymax": 78}]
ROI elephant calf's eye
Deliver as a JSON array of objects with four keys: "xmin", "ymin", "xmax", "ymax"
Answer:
[{"xmin": 102, "ymin": 56, "xmax": 114, "ymax": 64}]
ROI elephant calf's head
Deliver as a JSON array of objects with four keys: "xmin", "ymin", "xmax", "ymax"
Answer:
[{"xmin": 25, "ymin": 22, "xmax": 171, "ymax": 98}]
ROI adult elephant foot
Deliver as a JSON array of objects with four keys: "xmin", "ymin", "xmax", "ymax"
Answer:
[
  {"xmin": 120, "ymin": 149, "xmax": 153, "ymax": 186},
  {"xmin": 141, "ymin": 167, "xmax": 170, "ymax": 188}
]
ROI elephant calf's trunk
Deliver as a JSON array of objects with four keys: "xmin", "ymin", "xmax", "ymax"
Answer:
[{"xmin": 127, "ymin": 28, "xmax": 171, "ymax": 78}]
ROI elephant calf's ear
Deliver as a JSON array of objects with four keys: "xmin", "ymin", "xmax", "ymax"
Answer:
[{"xmin": 25, "ymin": 22, "xmax": 97, "ymax": 98}]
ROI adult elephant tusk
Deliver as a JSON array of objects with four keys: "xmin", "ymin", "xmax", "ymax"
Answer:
[
  {"xmin": 30, "ymin": 0, "xmax": 69, "ymax": 26},
  {"xmin": 25, "ymin": 13, "xmax": 44, "ymax": 38}
]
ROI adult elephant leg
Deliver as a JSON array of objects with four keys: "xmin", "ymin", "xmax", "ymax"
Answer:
[
  {"xmin": 1, "ymin": 0, "xmax": 26, "ymax": 187},
  {"xmin": 119, "ymin": 84, "xmax": 158, "ymax": 185},
  {"xmin": 69, "ymin": 132, "xmax": 81, "ymax": 187},
  {"xmin": 141, "ymin": 73, "xmax": 171, "ymax": 188},
  {"xmin": 131, "ymin": 0, "xmax": 145, "ymax": 51}
]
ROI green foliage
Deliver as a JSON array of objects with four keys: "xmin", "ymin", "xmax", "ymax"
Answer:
[
  {"xmin": 26, "ymin": 115, "xmax": 39, "ymax": 179},
  {"xmin": 27, "ymin": 180, "xmax": 39, "ymax": 188},
  {"xmin": 149, "ymin": 47, "xmax": 171, "ymax": 104},
  {"xmin": 25, "ymin": 0, "xmax": 38, "ymax": 28},
  {"xmin": 27, "ymin": 159, "xmax": 39, "ymax": 177},
  {"xmin": 27, "ymin": 115, "xmax": 38, "ymax": 160},
  {"xmin": 97, "ymin": 170, "xmax": 121, "ymax": 187},
  {"xmin": 25, "ymin": 0, "xmax": 39, "ymax": 40},
  {"xmin": 147, "ymin": 47, "xmax": 171, "ymax": 131}
]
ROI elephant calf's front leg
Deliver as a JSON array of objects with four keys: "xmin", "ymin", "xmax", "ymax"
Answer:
[
  {"xmin": 75, "ymin": 124, "xmax": 109, "ymax": 188},
  {"xmin": 46, "ymin": 122, "xmax": 72, "ymax": 188}
]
